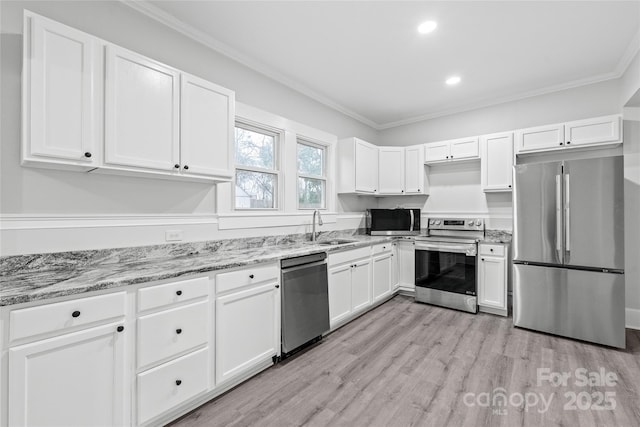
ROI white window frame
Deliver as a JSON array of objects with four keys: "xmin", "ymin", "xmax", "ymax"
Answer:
[
  {"xmin": 296, "ymin": 138, "xmax": 328, "ymax": 210},
  {"xmin": 233, "ymin": 121, "xmax": 282, "ymax": 211}
]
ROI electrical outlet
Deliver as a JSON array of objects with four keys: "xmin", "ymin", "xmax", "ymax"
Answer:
[{"xmin": 165, "ymin": 230, "xmax": 184, "ymax": 242}]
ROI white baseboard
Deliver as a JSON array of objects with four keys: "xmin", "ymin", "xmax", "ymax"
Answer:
[{"xmin": 626, "ymin": 307, "xmax": 640, "ymax": 330}]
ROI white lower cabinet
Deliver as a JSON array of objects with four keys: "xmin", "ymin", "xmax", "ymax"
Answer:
[
  {"xmin": 397, "ymin": 240, "xmax": 415, "ymax": 292},
  {"xmin": 372, "ymin": 249, "xmax": 393, "ymax": 303},
  {"xmin": 8, "ymin": 321, "xmax": 127, "ymax": 427},
  {"xmin": 215, "ymin": 266, "xmax": 280, "ymax": 386},
  {"xmin": 328, "ymin": 247, "xmax": 372, "ymax": 328},
  {"xmin": 478, "ymin": 243, "xmax": 509, "ymax": 316},
  {"xmin": 137, "ymin": 348, "xmax": 209, "ymax": 424}
]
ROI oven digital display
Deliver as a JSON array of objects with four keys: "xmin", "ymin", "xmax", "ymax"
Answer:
[{"xmin": 444, "ymin": 220, "xmax": 465, "ymax": 226}]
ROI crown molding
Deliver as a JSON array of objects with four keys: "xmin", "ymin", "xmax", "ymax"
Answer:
[
  {"xmin": 121, "ymin": 0, "xmax": 639, "ymax": 132},
  {"xmin": 121, "ymin": 0, "xmax": 379, "ymax": 129}
]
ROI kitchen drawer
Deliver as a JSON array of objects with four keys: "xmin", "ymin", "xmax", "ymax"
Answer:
[
  {"xmin": 216, "ymin": 263, "xmax": 279, "ymax": 294},
  {"xmin": 137, "ymin": 301, "xmax": 208, "ymax": 369},
  {"xmin": 328, "ymin": 246, "xmax": 371, "ymax": 267},
  {"xmin": 137, "ymin": 347, "xmax": 209, "ymax": 424},
  {"xmin": 138, "ymin": 276, "xmax": 209, "ymax": 312},
  {"xmin": 480, "ymin": 244, "xmax": 505, "ymax": 257},
  {"xmin": 371, "ymin": 242, "xmax": 393, "ymax": 255},
  {"xmin": 9, "ymin": 292, "xmax": 126, "ymax": 342}
]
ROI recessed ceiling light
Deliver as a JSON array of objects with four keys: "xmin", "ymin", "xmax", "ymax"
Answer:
[
  {"xmin": 446, "ymin": 76, "xmax": 461, "ymax": 86},
  {"xmin": 417, "ymin": 21, "xmax": 437, "ymax": 34}
]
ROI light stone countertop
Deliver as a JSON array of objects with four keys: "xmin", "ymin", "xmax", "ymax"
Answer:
[{"xmin": 0, "ymin": 232, "xmax": 392, "ymax": 307}]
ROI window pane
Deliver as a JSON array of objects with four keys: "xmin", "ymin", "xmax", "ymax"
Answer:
[
  {"xmin": 298, "ymin": 177, "xmax": 325, "ymax": 209},
  {"xmin": 236, "ymin": 170, "xmax": 276, "ymax": 209},
  {"xmin": 235, "ymin": 127, "xmax": 275, "ymax": 169},
  {"xmin": 297, "ymin": 143, "xmax": 323, "ymax": 176}
]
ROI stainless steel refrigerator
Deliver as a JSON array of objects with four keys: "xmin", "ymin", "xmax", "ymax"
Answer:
[{"xmin": 513, "ymin": 156, "xmax": 625, "ymax": 348}]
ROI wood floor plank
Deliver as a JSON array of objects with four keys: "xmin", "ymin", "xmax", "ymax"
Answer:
[{"xmin": 170, "ymin": 295, "xmax": 640, "ymax": 427}]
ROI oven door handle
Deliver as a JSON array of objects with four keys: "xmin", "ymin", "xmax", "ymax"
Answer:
[{"xmin": 415, "ymin": 242, "xmax": 477, "ymax": 256}]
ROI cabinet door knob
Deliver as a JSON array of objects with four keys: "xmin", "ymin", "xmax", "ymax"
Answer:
[
  {"xmin": 490, "ymin": 248, "xmax": 494, "ymax": 252},
  {"xmin": 446, "ymin": 156, "xmax": 449, "ymax": 159},
  {"xmin": 176, "ymin": 328, "xmax": 183, "ymax": 334},
  {"xmin": 275, "ymin": 284, "xmax": 280, "ymax": 289},
  {"xmin": 481, "ymin": 258, "xmax": 485, "ymax": 261},
  {"xmin": 566, "ymin": 141, "xmax": 571, "ymax": 145},
  {"xmin": 249, "ymin": 274, "xmax": 254, "ymax": 279},
  {"xmin": 450, "ymin": 155, "xmax": 454, "ymax": 159},
  {"xmin": 84, "ymin": 152, "xmax": 92, "ymax": 158},
  {"xmin": 559, "ymin": 142, "xmax": 564, "ymax": 146},
  {"xmin": 117, "ymin": 326, "xmax": 124, "ymax": 333},
  {"xmin": 508, "ymin": 185, "xmax": 512, "ymax": 188},
  {"xmin": 72, "ymin": 310, "xmax": 81, "ymax": 318},
  {"xmin": 176, "ymin": 380, "xmax": 182, "ymax": 386},
  {"xmin": 174, "ymin": 164, "xmax": 180, "ymax": 169},
  {"xmin": 176, "ymin": 290, "xmax": 182, "ymax": 296},
  {"xmin": 183, "ymin": 165, "xmax": 189, "ymax": 170}
]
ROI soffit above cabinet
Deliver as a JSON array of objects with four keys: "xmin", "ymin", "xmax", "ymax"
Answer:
[{"xmin": 136, "ymin": 1, "xmax": 639, "ymax": 128}]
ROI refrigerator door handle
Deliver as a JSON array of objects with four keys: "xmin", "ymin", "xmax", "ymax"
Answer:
[
  {"xmin": 555, "ymin": 174, "xmax": 563, "ymax": 262},
  {"xmin": 565, "ymin": 173, "xmax": 570, "ymax": 261}
]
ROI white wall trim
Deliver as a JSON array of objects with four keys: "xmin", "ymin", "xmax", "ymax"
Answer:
[
  {"xmin": 626, "ymin": 308, "xmax": 640, "ymax": 330},
  {"xmin": 217, "ymin": 212, "xmax": 338, "ymax": 230},
  {"xmin": 0, "ymin": 214, "xmax": 219, "ymax": 230},
  {"xmin": 122, "ymin": 0, "xmax": 637, "ymax": 131}
]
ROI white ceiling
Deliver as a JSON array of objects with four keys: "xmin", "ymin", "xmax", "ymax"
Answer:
[{"xmin": 136, "ymin": 1, "xmax": 640, "ymax": 129}]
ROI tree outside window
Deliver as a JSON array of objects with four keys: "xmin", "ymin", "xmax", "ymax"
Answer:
[
  {"xmin": 234, "ymin": 125, "xmax": 278, "ymax": 209},
  {"xmin": 297, "ymin": 141, "xmax": 326, "ymax": 209}
]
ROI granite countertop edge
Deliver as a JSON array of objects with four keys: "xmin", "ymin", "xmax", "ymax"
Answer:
[{"xmin": 0, "ymin": 236, "xmax": 394, "ymax": 307}]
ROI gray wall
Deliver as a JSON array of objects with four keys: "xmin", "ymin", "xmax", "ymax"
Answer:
[
  {"xmin": 0, "ymin": 0, "xmax": 378, "ymax": 217},
  {"xmin": 377, "ymin": 78, "xmax": 622, "ymax": 146}
]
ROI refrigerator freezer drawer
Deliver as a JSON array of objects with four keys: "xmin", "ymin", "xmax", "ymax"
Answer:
[{"xmin": 513, "ymin": 264, "xmax": 625, "ymax": 348}]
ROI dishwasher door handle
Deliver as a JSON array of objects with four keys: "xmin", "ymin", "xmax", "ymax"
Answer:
[{"xmin": 281, "ymin": 259, "xmax": 327, "ymax": 274}]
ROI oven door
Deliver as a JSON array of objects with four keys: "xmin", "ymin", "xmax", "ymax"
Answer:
[{"xmin": 414, "ymin": 241, "xmax": 477, "ymax": 296}]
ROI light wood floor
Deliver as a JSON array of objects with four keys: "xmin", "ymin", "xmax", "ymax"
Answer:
[{"xmin": 171, "ymin": 295, "xmax": 640, "ymax": 427}]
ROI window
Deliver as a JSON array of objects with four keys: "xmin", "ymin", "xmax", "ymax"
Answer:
[
  {"xmin": 297, "ymin": 140, "xmax": 326, "ymax": 209},
  {"xmin": 234, "ymin": 124, "xmax": 279, "ymax": 209}
]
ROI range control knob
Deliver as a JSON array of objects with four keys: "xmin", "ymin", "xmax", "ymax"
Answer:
[
  {"xmin": 475, "ymin": 219, "xmax": 482, "ymax": 226},
  {"xmin": 435, "ymin": 220, "xmax": 441, "ymax": 225},
  {"xmin": 467, "ymin": 220, "xmax": 474, "ymax": 226},
  {"xmin": 429, "ymin": 219, "xmax": 435, "ymax": 225}
]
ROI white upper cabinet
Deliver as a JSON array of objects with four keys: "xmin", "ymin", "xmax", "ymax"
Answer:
[
  {"xmin": 378, "ymin": 147, "xmax": 405, "ymax": 194},
  {"xmin": 22, "ymin": 12, "xmax": 235, "ymax": 182},
  {"xmin": 105, "ymin": 45, "xmax": 180, "ymax": 172},
  {"xmin": 481, "ymin": 132, "xmax": 514, "ymax": 192},
  {"xmin": 515, "ymin": 123, "xmax": 564, "ymax": 153},
  {"xmin": 180, "ymin": 73, "xmax": 235, "ymax": 179},
  {"xmin": 424, "ymin": 137, "xmax": 479, "ymax": 164},
  {"xmin": 338, "ymin": 137, "xmax": 379, "ymax": 194},
  {"xmin": 515, "ymin": 115, "xmax": 621, "ymax": 154},
  {"xmin": 424, "ymin": 141, "xmax": 450, "ymax": 162},
  {"xmin": 564, "ymin": 115, "xmax": 621, "ymax": 147},
  {"xmin": 22, "ymin": 12, "xmax": 99, "ymax": 170},
  {"xmin": 404, "ymin": 145, "xmax": 426, "ymax": 194}
]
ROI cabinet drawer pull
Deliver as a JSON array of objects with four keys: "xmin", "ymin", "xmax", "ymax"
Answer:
[
  {"xmin": 176, "ymin": 290, "xmax": 182, "ymax": 296},
  {"xmin": 176, "ymin": 328, "xmax": 183, "ymax": 335},
  {"xmin": 175, "ymin": 380, "xmax": 182, "ymax": 386},
  {"xmin": 84, "ymin": 152, "xmax": 92, "ymax": 158},
  {"xmin": 117, "ymin": 326, "xmax": 124, "ymax": 333},
  {"xmin": 490, "ymin": 248, "xmax": 494, "ymax": 252},
  {"xmin": 249, "ymin": 274, "xmax": 254, "ymax": 279},
  {"xmin": 71, "ymin": 310, "xmax": 81, "ymax": 318}
]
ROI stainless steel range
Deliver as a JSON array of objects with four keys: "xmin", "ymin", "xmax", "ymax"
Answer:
[{"xmin": 414, "ymin": 218, "xmax": 485, "ymax": 313}]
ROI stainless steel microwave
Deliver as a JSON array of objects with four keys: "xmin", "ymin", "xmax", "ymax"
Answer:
[{"xmin": 367, "ymin": 208, "xmax": 421, "ymax": 236}]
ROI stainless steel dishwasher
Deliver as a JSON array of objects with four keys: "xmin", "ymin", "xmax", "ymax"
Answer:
[{"xmin": 280, "ymin": 252, "xmax": 330, "ymax": 357}]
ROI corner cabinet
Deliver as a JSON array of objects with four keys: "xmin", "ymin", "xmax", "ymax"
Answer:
[
  {"xmin": 378, "ymin": 147, "xmax": 405, "ymax": 194},
  {"xmin": 337, "ymin": 137, "xmax": 379, "ymax": 194},
  {"xmin": 480, "ymin": 132, "xmax": 514, "ymax": 192},
  {"xmin": 478, "ymin": 243, "xmax": 509, "ymax": 317},
  {"xmin": 396, "ymin": 239, "xmax": 415, "ymax": 293},
  {"xmin": 22, "ymin": 11, "xmax": 235, "ymax": 183},
  {"xmin": 424, "ymin": 137, "xmax": 479, "ymax": 164},
  {"xmin": 21, "ymin": 12, "xmax": 100, "ymax": 170}
]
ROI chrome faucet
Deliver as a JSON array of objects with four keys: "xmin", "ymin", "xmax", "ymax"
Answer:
[{"xmin": 312, "ymin": 210, "xmax": 323, "ymax": 242}]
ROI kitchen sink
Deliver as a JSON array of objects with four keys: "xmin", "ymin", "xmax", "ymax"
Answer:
[{"xmin": 316, "ymin": 239, "xmax": 358, "ymax": 246}]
